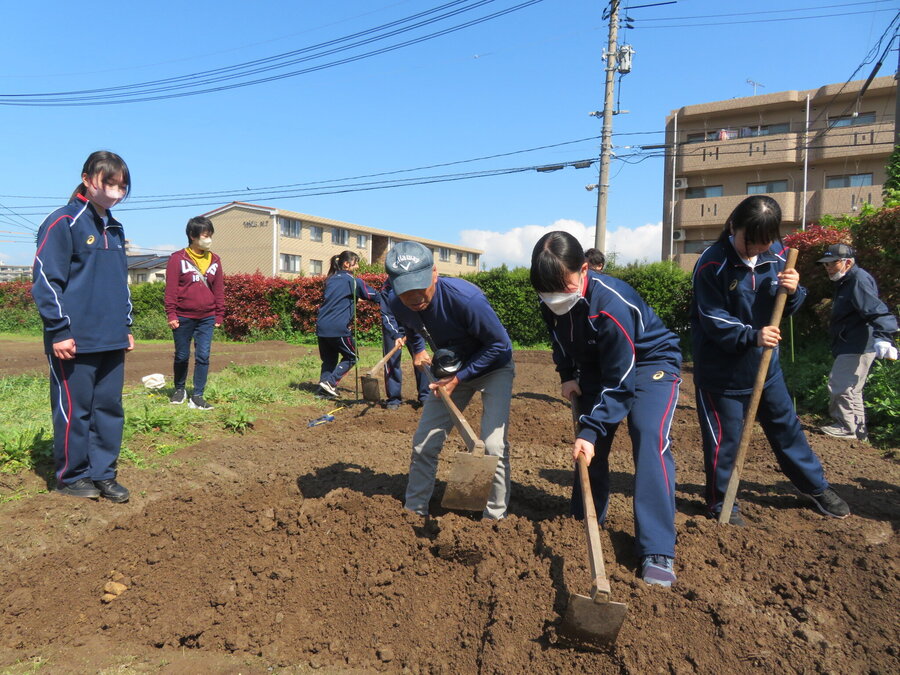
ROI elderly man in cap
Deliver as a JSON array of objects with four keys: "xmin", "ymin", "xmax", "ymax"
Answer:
[
  {"xmin": 384, "ymin": 241, "xmax": 515, "ymax": 519},
  {"xmin": 817, "ymin": 243, "xmax": 898, "ymax": 440}
]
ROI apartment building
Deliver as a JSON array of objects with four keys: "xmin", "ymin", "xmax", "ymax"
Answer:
[
  {"xmin": 0, "ymin": 262, "xmax": 31, "ymax": 282},
  {"xmin": 662, "ymin": 76, "xmax": 897, "ymax": 267},
  {"xmin": 202, "ymin": 202, "xmax": 482, "ymax": 278}
]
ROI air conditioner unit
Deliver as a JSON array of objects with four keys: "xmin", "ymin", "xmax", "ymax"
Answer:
[
  {"xmin": 672, "ymin": 229, "xmax": 687, "ymax": 242},
  {"xmin": 673, "ymin": 177, "xmax": 688, "ymax": 190}
]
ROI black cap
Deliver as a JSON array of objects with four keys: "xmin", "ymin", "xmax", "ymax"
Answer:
[{"xmin": 816, "ymin": 243, "xmax": 856, "ymax": 263}]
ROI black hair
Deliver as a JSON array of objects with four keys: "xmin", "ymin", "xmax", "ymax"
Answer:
[
  {"xmin": 186, "ymin": 216, "xmax": 214, "ymax": 243},
  {"xmin": 327, "ymin": 250, "xmax": 359, "ymax": 276},
  {"xmin": 70, "ymin": 150, "xmax": 131, "ymax": 202},
  {"xmin": 718, "ymin": 195, "xmax": 782, "ymax": 246},
  {"xmin": 584, "ymin": 247, "xmax": 606, "ymax": 270},
  {"xmin": 530, "ymin": 231, "xmax": 585, "ymax": 293}
]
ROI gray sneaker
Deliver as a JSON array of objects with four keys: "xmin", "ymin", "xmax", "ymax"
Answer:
[
  {"xmin": 170, "ymin": 388, "xmax": 187, "ymax": 405},
  {"xmin": 819, "ymin": 424, "xmax": 855, "ymax": 439},
  {"xmin": 188, "ymin": 395, "xmax": 214, "ymax": 410}
]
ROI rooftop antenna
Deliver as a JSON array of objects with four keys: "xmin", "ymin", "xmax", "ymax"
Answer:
[{"xmin": 747, "ymin": 79, "xmax": 765, "ymax": 96}]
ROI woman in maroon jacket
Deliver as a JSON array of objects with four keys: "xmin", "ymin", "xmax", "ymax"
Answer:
[{"xmin": 164, "ymin": 216, "xmax": 225, "ymax": 410}]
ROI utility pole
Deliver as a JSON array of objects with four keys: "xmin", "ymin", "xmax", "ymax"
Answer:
[{"xmin": 594, "ymin": 0, "xmax": 620, "ymax": 253}]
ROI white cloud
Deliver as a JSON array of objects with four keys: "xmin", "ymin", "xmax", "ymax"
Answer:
[{"xmin": 459, "ymin": 219, "xmax": 662, "ymax": 269}]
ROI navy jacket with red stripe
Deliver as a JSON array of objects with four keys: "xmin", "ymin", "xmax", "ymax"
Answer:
[
  {"xmin": 31, "ymin": 195, "xmax": 132, "ymax": 354},
  {"xmin": 540, "ymin": 271, "xmax": 681, "ymax": 445},
  {"xmin": 690, "ymin": 238, "xmax": 805, "ymax": 395}
]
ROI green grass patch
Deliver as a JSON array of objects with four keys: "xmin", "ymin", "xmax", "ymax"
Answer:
[{"xmin": 0, "ymin": 353, "xmax": 340, "ymax": 482}]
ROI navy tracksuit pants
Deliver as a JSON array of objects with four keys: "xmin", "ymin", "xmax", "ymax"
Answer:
[
  {"xmin": 317, "ymin": 336, "xmax": 357, "ymax": 387},
  {"xmin": 696, "ymin": 373, "xmax": 828, "ymax": 515},
  {"xmin": 381, "ymin": 331, "xmax": 429, "ymax": 405},
  {"xmin": 573, "ymin": 365, "xmax": 680, "ymax": 559},
  {"xmin": 48, "ymin": 350, "xmax": 125, "ymax": 486}
]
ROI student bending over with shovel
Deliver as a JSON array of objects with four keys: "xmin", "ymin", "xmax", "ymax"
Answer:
[
  {"xmin": 691, "ymin": 195, "xmax": 850, "ymax": 524},
  {"xmin": 385, "ymin": 241, "xmax": 514, "ymax": 520},
  {"xmin": 531, "ymin": 231, "xmax": 682, "ymax": 588}
]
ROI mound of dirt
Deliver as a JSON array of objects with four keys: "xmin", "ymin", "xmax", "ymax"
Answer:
[{"xmin": 0, "ymin": 346, "xmax": 897, "ymax": 674}]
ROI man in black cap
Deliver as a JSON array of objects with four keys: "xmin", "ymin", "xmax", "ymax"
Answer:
[
  {"xmin": 817, "ymin": 243, "xmax": 898, "ymax": 440},
  {"xmin": 384, "ymin": 240, "xmax": 514, "ymax": 519}
]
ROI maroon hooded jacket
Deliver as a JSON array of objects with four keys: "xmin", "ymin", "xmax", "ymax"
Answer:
[{"xmin": 164, "ymin": 248, "xmax": 225, "ymax": 324}]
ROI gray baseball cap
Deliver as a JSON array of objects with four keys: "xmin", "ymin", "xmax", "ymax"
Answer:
[
  {"xmin": 816, "ymin": 243, "xmax": 856, "ymax": 263},
  {"xmin": 385, "ymin": 241, "xmax": 434, "ymax": 295}
]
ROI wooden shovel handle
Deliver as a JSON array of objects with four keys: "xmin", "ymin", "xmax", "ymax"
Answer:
[
  {"xmin": 423, "ymin": 366, "xmax": 485, "ymax": 456},
  {"xmin": 571, "ymin": 396, "xmax": 611, "ymax": 602},
  {"xmin": 718, "ymin": 247, "xmax": 799, "ymax": 523},
  {"xmin": 365, "ymin": 338, "xmax": 405, "ymax": 379}
]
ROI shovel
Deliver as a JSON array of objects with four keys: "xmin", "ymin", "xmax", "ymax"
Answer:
[
  {"xmin": 421, "ymin": 367, "xmax": 499, "ymax": 512},
  {"xmin": 361, "ymin": 339, "xmax": 405, "ymax": 403},
  {"xmin": 559, "ymin": 396, "xmax": 627, "ymax": 646}
]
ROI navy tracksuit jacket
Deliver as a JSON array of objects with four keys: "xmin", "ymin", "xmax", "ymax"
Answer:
[
  {"xmin": 315, "ymin": 271, "xmax": 381, "ymax": 387},
  {"xmin": 31, "ymin": 195, "xmax": 132, "ymax": 485},
  {"xmin": 691, "ymin": 238, "xmax": 829, "ymax": 513},
  {"xmin": 827, "ymin": 265, "xmax": 897, "ymax": 357},
  {"xmin": 541, "ymin": 271, "xmax": 681, "ymax": 558}
]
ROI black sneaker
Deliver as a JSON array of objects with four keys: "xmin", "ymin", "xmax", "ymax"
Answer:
[
  {"xmin": 803, "ymin": 487, "xmax": 850, "ymax": 519},
  {"xmin": 170, "ymin": 388, "xmax": 187, "ymax": 405},
  {"xmin": 94, "ymin": 479, "xmax": 130, "ymax": 503},
  {"xmin": 55, "ymin": 477, "xmax": 100, "ymax": 499},
  {"xmin": 188, "ymin": 395, "xmax": 214, "ymax": 410}
]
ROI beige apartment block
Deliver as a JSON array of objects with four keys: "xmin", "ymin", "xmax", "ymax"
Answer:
[
  {"xmin": 202, "ymin": 202, "xmax": 482, "ymax": 278},
  {"xmin": 662, "ymin": 76, "xmax": 897, "ymax": 269}
]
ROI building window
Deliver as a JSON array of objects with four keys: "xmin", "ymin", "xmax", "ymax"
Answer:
[
  {"xmin": 829, "ymin": 112, "xmax": 876, "ymax": 128},
  {"xmin": 136, "ymin": 273, "xmax": 147, "ymax": 283},
  {"xmin": 825, "ymin": 173, "xmax": 873, "ymax": 189},
  {"xmin": 466, "ymin": 252, "xmax": 477, "ymax": 266},
  {"xmin": 332, "ymin": 228, "xmax": 349, "ymax": 245},
  {"xmin": 309, "ymin": 226, "xmax": 323, "ymax": 242},
  {"xmin": 685, "ymin": 185, "xmax": 723, "ymax": 199},
  {"xmin": 279, "ymin": 217, "xmax": 301, "ymax": 238},
  {"xmin": 357, "ymin": 233, "xmax": 368, "ymax": 249},
  {"xmin": 747, "ymin": 179, "xmax": 788, "ymax": 194},
  {"xmin": 280, "ymin": 254, "xmax": 301, "ymax": 273},
  {"xmin": 310, "ymin": 259, "xmax": 323, "ymax": 275},
  {"xmin": 741, "ymin": 122, "xmax": 790, "ymax": 138},
  {"xmin": 439, "ymin": 247, "xmax": 451, "ymax": 262},
  {"xmin": 456, "ymin": 252, "xmax": 463, "ymax": 264}
]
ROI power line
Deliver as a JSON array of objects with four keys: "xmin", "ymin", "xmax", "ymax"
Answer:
[{"xmin": 0, "ymin": 0, "xmax": 546, "ymax": 107}]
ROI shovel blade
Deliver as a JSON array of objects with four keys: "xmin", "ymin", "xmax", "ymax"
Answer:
[
  {"xmin": 440, "ymin": 452, "xmax": 499, "ymax": 512},
  {"xmin": 361, "ymin": 375, "xmax": 381, "ymax": 403},
  {"xmin": 558, "ymin": 592, "xmax": 627, "ymax": 646}
]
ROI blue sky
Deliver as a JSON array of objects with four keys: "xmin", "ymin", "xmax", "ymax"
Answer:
[{"xmin": 0, "ymin": 1, "xmax": 896, "ymax": 269}]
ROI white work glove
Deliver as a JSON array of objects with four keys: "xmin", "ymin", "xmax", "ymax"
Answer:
[{"xmin": 874, "ymin": 340, "xmax": 898, "ymax": 360}]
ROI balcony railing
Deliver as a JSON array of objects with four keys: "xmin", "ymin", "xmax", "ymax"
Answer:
[
  {"xmin": 676, "ymin": 192, "xmax": 797, "ymax": 227},
  {"xmin": 679, "ymin": 132, "xmax": 801, "ymax": 173},
  {"xmin": 807, "ymin": 122, "xmax": 894, "ymax": 162}
]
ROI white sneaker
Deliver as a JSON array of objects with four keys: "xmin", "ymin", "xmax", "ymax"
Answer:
[
  {"xmin": 819, "ymin": 424, "xmax": 855, "ymax": 439},
  {"xmin": 318, "ymin": 381, "xmax": 337, "ymax": 397}
]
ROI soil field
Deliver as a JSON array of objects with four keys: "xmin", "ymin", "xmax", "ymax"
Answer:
[{"xmin": 0, "ymin": 342, "xmax": 897, "ymax": 674}]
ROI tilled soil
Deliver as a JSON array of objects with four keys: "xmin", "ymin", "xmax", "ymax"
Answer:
[{"xmin": 0, "ymin": 346, "xmax": 897, "ymax": 674}]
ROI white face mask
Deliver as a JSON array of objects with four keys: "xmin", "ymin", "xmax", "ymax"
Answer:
[
  {"xmin": 539, "ymin": 291, "xmax": 581, "ymax": 316},
  {"xmin": 196, "ymin": 237, "xmax": 213, "ymax": 251},
  {"xmin": 828, "ymin": 269, "xmax": 847, "ymax": 282},
  {"xmin": 86, "ymin": 183, "xmax": 124, "ymax": 210}
]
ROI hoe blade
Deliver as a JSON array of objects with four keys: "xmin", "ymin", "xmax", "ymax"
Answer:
[
  {"xmin": 440, "ymin": 451, "xmax": 498, "ymax": 512},
  {"xmin": 558, "ymin": 591, "xmax": 627, "ymax": 646}
]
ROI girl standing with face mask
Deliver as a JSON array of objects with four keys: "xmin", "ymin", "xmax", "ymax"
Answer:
[
  {"xmin": 530, "ymin": 231, "xmax": 683, "ymax": 588},
  {"xmin": 31, "ymin": 150, "xmax": 134, "ymax": 503},
  {"xmin": 164, "ymin": 216, "xmax": 225, "ymax": 410}
]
